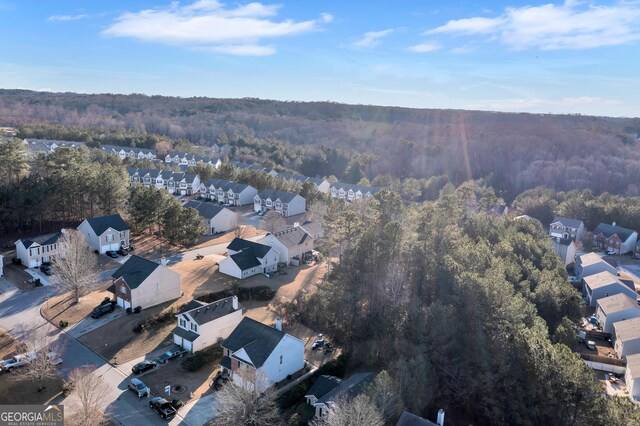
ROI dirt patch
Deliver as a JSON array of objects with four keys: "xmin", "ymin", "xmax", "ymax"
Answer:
[
  {"xmin": 78, "ymin": 303, "xmax": 177, "ymax": 364},
  {"xmin": 42, "ymin": 286, "xmax": 114, "ymax": 327},
  {"xmin": 0, "ymin": 374, "xmax": 64, "ymax": 405},
  {"xmin": 2, "ymin": 263, "xmax": 37, "ymax": 291},
  {"xmin": 143, "ymin": 347, "xmax": 222, "ymax": 402},
  {"xmin": 0, "ymin": 328, "xmax": 26, "ymax": 360}
]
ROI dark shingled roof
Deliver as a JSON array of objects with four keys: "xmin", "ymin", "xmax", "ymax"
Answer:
[
  {"xmin": 85, "ymin": 214, "xmax": 129, "ymax": 235},
  {"xmin": 227, "ymin": 238, "xmax": 271, "ymax": 258},
  {"xmin": 220, "ymin": 356, "xmax": 232, "ymax": 370},
  {"xmin": 551, "ymin": 236, "xmax": 573, "ymax": 246},
  {"xmin": 396, "ymin": 411, "xmax": 439, "ymax": 426},
  {"xmin": 172, "ymin": 326, "xmax": 199, "ymax": 342},
  {"xmin": 229, "ymin": 250, "xmax": 263, "ymax": 271},
  {"xmin": 317, "ymin": 372, "xmax": 375, "ymax": 404},
  {"xmin": 592, "ymin": 223, "xmax": 636, "ymax": 241},
  {"xmin": 257, "ymin": 189, "xmax": 300, "ymax": 204},
  {"xmin": 552, "ymin": 216, "xmax": 584, "ymax": 229},
  {"xmin": 305, "ymin": 375, "xmax": 342, "ymax": 400},
  {"xmin": 181, "ymin": 296, "xmax": 239, "ymax": 326},
  {"xmin": 179, "ymin": 300, "xmax": 207, "ymax": 314},
  {"xmin": 183, "ymin": 200, "xmax": 226, "ymax": 219},
  {"xmin": 222, "ymin": 317, "xmax": 285, "ymax": 368},
  {"xmin": 19, "ymin": 232, "xmax": 62, "ymax": 249},
  {"xmin": 111, "ymin": 255, "xmax": 160, "ymax": 289}
]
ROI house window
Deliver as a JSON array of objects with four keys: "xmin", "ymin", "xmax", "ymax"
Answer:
[
  {"xmin": 120, "ymin": 285, "xmax": 127, "ymax": 294},
  {"xmin": 179, "ymin": 319, "xmax": 186, "ymax": 328},
  {"xmin": 280, "ymin": 355, "xmax": 283, "ymax": 365},
  {"xmin": 120, "ymin": 232, "xmax": 126, "ymax": 239},
  {"xmin": 106, "ymin": 234, "xmax": 114, "ymax": 242},
  {"xmin": 191, "ymin": 323, "xmax": 198, "ymax": 332}
]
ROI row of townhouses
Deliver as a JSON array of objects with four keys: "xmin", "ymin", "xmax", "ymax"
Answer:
[
  {"xmin": 329, "ymin": 182, "xmax": 381, "ymax": 202},
  {"xmin": 164, "ymin": 151, "xmax": 222, "ymax": 168},
  {"xmin": 101, "ymin": 144, "xmax": 157, "ymax": 161},
  {"xmin": 127, "ymin": 168, "xmax": 201, "ymax": 195},
  {"xmin": 274, "ymin": 172, "xmax": 330, "ymax": 193},
  {"xmin": 254, "ymin": 189, "xmax": 306, "ymax": 218},
  {"xmin": 199, "ymin": 178, "xmax": 257, "ymax": 206}
]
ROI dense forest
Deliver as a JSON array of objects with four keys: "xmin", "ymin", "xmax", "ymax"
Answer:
[
  {"xmin": 1, "ymin": 90, "xmax": 640, "ymax": 200},
  {"xmin": 291, "ymin": 183, "xmax": 640, "ymax": 425}
]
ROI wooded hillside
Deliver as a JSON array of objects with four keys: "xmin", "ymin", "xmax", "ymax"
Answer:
[{"xmin": 1, "ymin": 89, "xmax": 639, "ymax": 199}]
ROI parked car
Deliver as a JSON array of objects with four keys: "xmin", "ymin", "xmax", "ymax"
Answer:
[
  {"xmin": 0, "ymin": 354, "xmax": 36, "ymax": 372},
  {"xmin": 105, "ymin": 250, "xmax": 119, "ymax": 258},
  {"xmin": 312, "ymin": 339, "xmax": 325, "ymax": 350},
  {"xmin": 156, "ymin": 347, "xmax": 187, "ymax": 364},
  {"xmin": 606, "ymin": 249, "xmax": 616, "ymax": 255},
  {"xmin": 39, "ymin": 265, "xmax": 53, "ymax": 275},
  {"xmin": 128, "ymin": 378, "xmax": 150, "ymax": 398},
  {"xmin": 132, "ymin": 360, "xmax": 157, "ymax": 374},
  {"xmin": 91, "ymin": 302, "xmax": 116, "ymax": 319},
  {"xmin": 149, "ymin": 397, "xmax": 177, "ymax": 419},
  {"xmin": 116, "ymin": 248, "xmax": 128, "ymax": 256},
  {"xmin": 586, "ymin": 341, "xmax": 597, "ymax": 350},
  {"xmin": 46, "ymin": 352, "xmax": 63, "ymax": 366}
]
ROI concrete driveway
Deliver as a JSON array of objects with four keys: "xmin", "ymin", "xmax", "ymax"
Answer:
[
  {"xmin": 25, "ymin": 268, "xmax": 51, "ymax": 286},
  {"xmin": 66, "ymin": 306, "xmax": 127, "ymax": 338},
  {"xmin": 178, "ymin": 393, "xmax": 218, "ymax": 426}
]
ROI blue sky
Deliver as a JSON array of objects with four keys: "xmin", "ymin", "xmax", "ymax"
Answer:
[{"xmin": 1, "ymin": 0, "xmax": 639, "ymax": 117}]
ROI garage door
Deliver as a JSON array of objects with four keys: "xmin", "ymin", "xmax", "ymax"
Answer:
[
  {"xmin": 109, "ymin": 243, "xmax": 119, "ymax": 251},
  {"xmin": 117, "ymin": 297, "xmax": 131, "ymax": 310},
  {"xmin": 173, "ymin": 334, "xmax": 183, "ymax": 347},
  {"xmin": 180, "ymin": 190, "xmax": 187, "ymax": 195},
  {"xmin": 183, "ymin": 340, "xmax": 192, "ymax": 352}
]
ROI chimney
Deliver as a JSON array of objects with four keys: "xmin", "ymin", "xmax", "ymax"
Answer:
[
  {"xmin": 437, "ymin": 409, "xmax": 445, "ymax": 426},
  {"xmin": 275, "ymin": 317, "xmax": 283, "ymax": 331},
  {"xmin": 160, "ymin": 256, "xmax": 167, "ymax": 266},
  {"xmin": 232, "ymin": 296, "xmax": 238, "ymax": 310}
]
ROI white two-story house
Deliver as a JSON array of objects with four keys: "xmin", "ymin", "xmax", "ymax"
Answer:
[
  {"xmin": 220, "ymin": 317, "xmax": 305, "ymax": 392},
  {"xmin": 77, "ymin": 214, "xmax": 130, "ymax": 254},
  {"xmin": 549, "ymin": 216, "xmax": 584, "ymax": 241},
  {"xmin": 254, "ymin": 189, "xmax": 306, "ymax": 218},
  {"xmin": 218, "ymin": 238, "xmax": 279, "ymax": 279},
  {"xmin": 173, "ymin": 296, "xmax": 243, "ymax": 353},
  {"xmin": 15, "ymin": 231, "xmax": 63, "ymax": 268},
  {"xmin": 101, "ymin": 145, "xmax": 156, "ymax": 161},
  {"xmin": 329, "ymin": 182, "xmax": 381, "ymax": 202}
]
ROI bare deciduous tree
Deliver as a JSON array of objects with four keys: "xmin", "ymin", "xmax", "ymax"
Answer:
[
  {"xmin": 262, "ymin": 211, "xmax": 286, "ymax": 234},
  {"xmin": 13, "ymin": 323, "xmax": 59, "ymax": 392},
  {"xmin": 67, "ymin": 367, "xmax": 109, "ymax": 426},
  {"xmin": 310, "ymin": 394, "xmax": 384, "ymax": 426},
  {"xmin": 51, "ymin": 229, "xmax": 98, "ymax": 303},
  {"xmin": 366, "ymin": 370, "xmax": 402, "ymax": 423},
  {"xmin": 213, "ymin": 368, "xmax": 282, "ymax": 426},
  {"xmin": 233, "ymin": 216, "xmax": 249, "ymax": 239}
]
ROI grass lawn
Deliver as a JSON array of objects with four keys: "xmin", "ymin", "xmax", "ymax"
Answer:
[
  {"xmin": 42, "ymin": 286, "xmax": 113, "ymax": 328},
  {"xmin": 0, "ymin": 374, "xmax": 64, "ymax": 405}
]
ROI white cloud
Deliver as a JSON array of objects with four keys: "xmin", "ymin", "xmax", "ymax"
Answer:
[
  {"xmin": 351, "ymin": 29, "xmax": 393, "ymax": 48},
  {"xmin": 103, "ymin": 1, "xmax": 332, "ymax": 56},
  {"xmin": 408, "ymin": 42, "xmax": 441, "ymax": 53},
  {"xmin": 48, "ymin": 14, "xmax": 88, "ymax": 22},
  {"xmin": 426, "ymin": 1, "xmax": 640, "ymax": 50}
]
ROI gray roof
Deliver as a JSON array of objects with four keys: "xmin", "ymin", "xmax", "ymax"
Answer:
[
  {"xmin": 551, "ymin": 236, "xmax": 573, "ymax": 246},
  {"xmin": 305, "ymin": 375, "xmax": 341, "ymax": 400},
  {"xmin": 257, "ymin": 189, "xmax": 300, "ymax": 203},
  {"xmin": 592, "ymin": 223, "xmax": 636, "ymax": 241},
  {"xmin": 18, "ymin": 232, "xmax": 62, "ymax": 249},
  {"xmin": 551, "ymin": 216, "xmax": 583, "ymax": 229},
  {"xmin": 222, "ymin": 317, "xmax": 285, "ymax": 368},
  {"xmin": 101, "ymin": 145, "xmax": 156, "ymax": 156},
  {"xmin": 229, "ymin": 251, "xmax": 262, "ymax": 270},
  {"xmin": 180, "ymin": 296, "xmax": 239, "ymax": 326},
  {"xmin": 85, "ymin": 214, "xmax": 129, "ymax": 235},
  {"xmin": 330, "ymin": 182, "xmax": 381, "ymax": 195},
  {"xmin": 317, "ymin": 372, "xmax": 375, "ymax": 404},
  {"xmin": 227, "ymin": 238, "xmax": 272, "ymax": 258},
  {"xmin": 172, "ymin": 326, "xmax": 199, "ymax": 342},
  {"xmin": 271, "ymin": 227, "xmax": 312, "ymax": 248},
  {"xmin": 396, "ymin": 411, "xmax": 439, "ymax": 426},
  {"xmin": 183, "ymin": 201, "xmax": 227, "ymax": 219},
  {"xmin": 179, "ymin": 300, "xmax": 207, "ymax": 314},
  {"xmin": 111, "ymin": 255, "xmax": 160, "ymax": 289}
]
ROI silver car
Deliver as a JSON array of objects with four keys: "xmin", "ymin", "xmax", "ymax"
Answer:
[{"xmin": 128, "ymin": 378, "xmax": 150, "ymax": 398}]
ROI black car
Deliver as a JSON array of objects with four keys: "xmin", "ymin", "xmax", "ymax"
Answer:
[
  {"xmin": 105, "ymin": 250, "xmax": 118, "ymax": 258},
  {"xmin": 131, "ymin": 360, "xmax": 157, "ymax": 374},
  {"xmin": 39, "ymin": 265, "xmax": 53, "ymax": 275},
  {"xmin": 90, "ymin": 302, "xmax": 115, "ymax": 319},
  {"xmin": 149, "ymin": 397, "xmax": 177, "ymax": 419},
  {"xmin": 156, "ymin": 347, "xmax": 187, "ymax": 364}
]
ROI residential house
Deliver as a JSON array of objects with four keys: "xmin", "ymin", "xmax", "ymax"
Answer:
[
  {"xmin": 396, "ymin": 411, "xmax": 443, "ymax": 426},
  {"xmin": 312, "ymin": 372, "xmax": 375, "ymax": 417},
  {"xmin": 300, "ymin": 220, "xmax": 324, "ymax": 243},
  {"xmin": 329, "ymin": 182, "xmax": 381, "ymax": 202},
  {"xmin": 550, "ymin": 237, "xmax": 577, "ymax": 266},
  {"xmin": 164, "ymin": 151, "xmax": 221, "ymax": 168},
  {"xmin": 183, "ymin": 200, "xmax": 238, "ymax": 235},
  {"xmin": 305, "ymin": 376, "xmax": 341, "ymax": 407},
  {"xmin": 574, "ymin": 253, "xmax": 617, "ymax": 281},
  {"xmin": 230, "ymin": 161, "xmax": 277, "ymax": 176},
  {"xmin": 172, "ymin": 296, "xmax": 243, "ymax": 353},
  {"xmin": 218, "ymin": 238, "xmax": 279, "ymax": 279},
  {"xmin": 613, "ymin": 317, "xmax": 640, "ymax": 360},
  {"xmin": 77, "ymin": 214, "xmax": 130, "ymax": 254},
  {"xmin": 591, "ymin": 222, "xmax": 638, "ymax": 255},
  {"xmin": 595, "ymin": 294, "xmax": 640, "ymax": 334},
  {"xmin": 15, "ymin": 232, "xmax": 63, "ymax": 268},
  {"xmin": 254, "ymin": 189, "xmax": 306, "ymax": 217},
  {"xmin": 199, "ymin": 179, "xmax": 257, "ymax": 206},
  {"xmin": 220, "ymin": 317, "xmax": 305, "ymax": 392},
  {"xmin": 108, "ymin": 256, "xmax": 181, "ymax": 310},
  {"xmin": 101, "ymin": 145, "xmax": 156, "ymax": 161},
  {"xmin": 583, "ymin": 271, "xmax": 636, "ymax": 307},
  {"xmin": 166, "ymin": 172, "xmax": 200, "ymax": 195},
  {"xmin": 625, "ymin": 353, "xmax": 640, "ymax": 401},
  {"xmin": 24, "ymin": 139, "xmax": 87, "ymax": 156},
  {"xmin": 259, "ymin": 226, "xmax": 314, "ymax": 265},
  {"xmin": 276, "ymin": 172, "xmax": 330, "ymax": 193},
  {"xmin": 549, "ymin": 216, "xmax": 585, "ymax": 241}
]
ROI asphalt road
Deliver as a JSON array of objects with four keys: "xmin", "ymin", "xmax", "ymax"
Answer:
[{"xmin": 0, "ymin": 279, "xmax": 190, "ymax": 425}]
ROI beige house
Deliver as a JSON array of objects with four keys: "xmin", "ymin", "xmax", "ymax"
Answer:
[
  {"xmin": 77, "ymin": 214, "xmax": 130, "ymax": 254},
  {"xmin": 574, "ymin": 253, "xmax": 617, "ymax": 281},
  {"xmin": 625, "ymin": 353, "xmax": 640, "ymax": 401},
  {"xmin": 583, "ymin": 271, "xmax": 636, "ymax": 307},
  {"xmin": 595, "ymin": 294, "xmax": 640, "ymax": 334},
  {"xmin": 550, "ymin": 237, "xmax": 577, "ymax": 266},
  {"xmin": 173, "ymin": 296, "xmax": 243, "ymax": 353},
  {"xmin": 260, "ymin": 226, "xmax": 314, "ymax": 265},
  {"xmin": 613, "ymin": 317, "xmax": 640, "ymax": 360},
  {"xmin": 108, "ymin": 256, "xmax": 181, "ymax": 310}
]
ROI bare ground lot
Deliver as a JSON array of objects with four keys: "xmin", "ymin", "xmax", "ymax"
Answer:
[
  {"xmin": 3, "ymin": 262, "xmax": 37, "ymax": 291},
  {"xmin": 42, "ymin": 284, "xmax": 114, "ymax": 328}
]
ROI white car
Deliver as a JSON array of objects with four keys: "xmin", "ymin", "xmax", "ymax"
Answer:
[
  {"xmin": 606, "ymin": 249, "xmax": 616, "ymax": 255},
  {"xmin": 46, "ymin": 352, "xmax": 63, "ymax": 366}
]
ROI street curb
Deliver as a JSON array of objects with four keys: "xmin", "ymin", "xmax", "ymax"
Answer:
[{"xmin": 39, "ymin": 301, "xmax": 193, "ymax": 426}]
